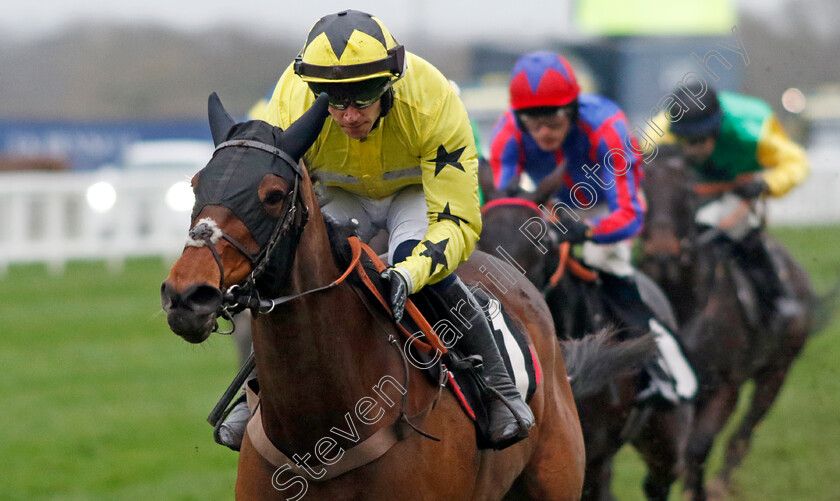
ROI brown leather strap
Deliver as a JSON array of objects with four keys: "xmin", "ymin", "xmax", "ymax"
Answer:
[
  {"xmin": 568, "ymin": 255, "xmax": 599, "ymax": 283},
  {"xmin": 245, "ymin": 383, "xmax": 432, "ymax": 481},
  {"xmin": 349, "ymin": 237, "xmax": 448, "ymax": 356},
  {"xmin": 549, "ymin": 242, "xmax": 598, "ymax": 286}
]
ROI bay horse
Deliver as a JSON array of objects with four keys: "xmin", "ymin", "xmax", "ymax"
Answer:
[
  {"xmin": 639, "ymin": 149, "xmax": 819, "ymax": 500},
  {"xmin": 161, "ymin": 94, "xmax": 585, "ymax": 500},
  {"xmin": 478, "ymin": 197, "xmax": 693, "ymax": 501}
]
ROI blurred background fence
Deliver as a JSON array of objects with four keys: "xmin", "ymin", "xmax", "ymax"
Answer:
[
  {"xmin": 0, "ymin": 170, "xmax": 191, "ymax": 274},
  {"xmin": 1, "ymin": 156, "xmax": 837, "ymax": 273}
]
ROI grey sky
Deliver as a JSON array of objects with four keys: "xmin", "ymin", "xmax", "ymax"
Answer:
[
  {"xmin": 0, "ymin": 0, "xmax": 789, "ymax": 42},
  {"xmin": 1, "ymin": 1, "xmax": 570, "ymax": 40}
]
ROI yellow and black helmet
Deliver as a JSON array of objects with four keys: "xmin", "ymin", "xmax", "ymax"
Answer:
[{"xmin": 294, "ymin": 10, "xmax": 405, "ymax": 84}]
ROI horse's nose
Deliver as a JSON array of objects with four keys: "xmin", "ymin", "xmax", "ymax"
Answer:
[{"xmin": 161, "ymin": 281, "xmax": 223, "ymax": 315}]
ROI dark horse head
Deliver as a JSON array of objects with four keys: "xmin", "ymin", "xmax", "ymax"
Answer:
[{"xmin": 160, "ymin": 93, "xmax": 329, "ymax": 343}]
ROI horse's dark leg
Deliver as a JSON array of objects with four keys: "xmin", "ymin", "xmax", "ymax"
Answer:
[
  {"xmin": 632, "ymin": 401, "xmax": 693, "ymax": 501},
  {"xmin": 581, "ymin": 455, "xmax": 617, "ymax": 501},
  {"xmin": 715, "ymin": 360, "xmax": 791, "ymax": 490},
  {"xmin": 579, "ymin": 423, "xmax": 620, "ymax": 501},
  {"xmin": 596, "ymin": 460, "xmax": 617, "ymax": 501},
  {"xmin": 683, "ymin": 385, "xmax": 739, "ymax": 501}
]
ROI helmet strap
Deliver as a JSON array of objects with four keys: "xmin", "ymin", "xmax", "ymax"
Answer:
[{"xmin": 379, "ymin": 87, "xmax": 395, "ymax": 118}]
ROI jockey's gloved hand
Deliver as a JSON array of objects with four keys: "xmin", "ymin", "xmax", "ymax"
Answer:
[
  {"xmin": 380, "ymin": 267, "xmax": 409, "ymax": 323},
  {"xmin": 555, "ymin": 219, "xmax": 593, "ymax": 244},
  {"xmin": 733, "ymin": 179, "xmax": 768, "ymax": 200}
]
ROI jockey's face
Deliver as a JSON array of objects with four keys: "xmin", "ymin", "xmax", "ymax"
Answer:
[
  {"xmin": 678, "ymin": 134, "xmax": 717, "ymax": 165},
  {"xmin": 521, "ymin": 113, "xmax": 571, "ymax": 152},
  {"xmin": 328, "ymin": 100, "xmax": 382, "ymax": 140}
]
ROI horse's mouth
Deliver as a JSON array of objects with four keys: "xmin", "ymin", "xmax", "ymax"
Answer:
[
  {"xmin": 165, "ymin": 309, "xmax": 215, "ymax": 344},
  {"xmin": 160, "ymin": 281, "xmax": 222, "ymax": 343}
]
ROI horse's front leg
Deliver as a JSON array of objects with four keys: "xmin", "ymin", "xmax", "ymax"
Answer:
[
  {"xmin": 632, "ymin": 401, "xmax": 693, "ymax": 501},
  {"xmin": 714, "ymin": 360, "xmax": 790, "ymax": 493},
  {"xmin": 683, "ymin": 385, "xmax": 739, "ymax": 501}
]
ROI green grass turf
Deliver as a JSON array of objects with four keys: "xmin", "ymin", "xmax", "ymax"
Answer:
[
  {"xmin": 1, "ymin": 226, "xmax": 838, "ymax": 500},
  {"xmin": 611, "ymin": 225, "xmax": 840, "ymax": 500},
  {"xmin": 0, "ymin": 258, "xmax": 239, "ymax": 500}
]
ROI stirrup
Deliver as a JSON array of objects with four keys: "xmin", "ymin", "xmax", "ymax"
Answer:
[
  {"xmin": 443, "ymin": 351, "xmax": 483, "ymax": 371},
  {"xmin": 484, "ymin": 387, "xmax": 534, "ymax": 449},
  {"xmin": 213, "ymin": 394, "xmax": 250, "ymax": 451}
]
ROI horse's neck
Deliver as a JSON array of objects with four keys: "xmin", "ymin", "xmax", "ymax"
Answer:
[
  {"xmin": 251, "ymin": 208, "xmax": 403, "ymax": 452},
  {"xmin": 667, "ymin": 261, "xmax": 699, "ymax": 324},
  {"xmin": 693, "ymin": 249, "xmax": 741, "ymax": 321}
]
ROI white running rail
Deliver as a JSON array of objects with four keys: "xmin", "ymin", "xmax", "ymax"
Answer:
[
  {"xmin": 0, "ymin": 170, "xmax": 193, "ymax": 274},
  {"xmin": 0, "ymin": 168, "xmax": 838, "ymax": 275}
]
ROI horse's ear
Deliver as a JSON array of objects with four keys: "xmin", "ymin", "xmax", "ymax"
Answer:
[
  {"xmin": 280, "ymin": 93, "xmax": 329, "ymax": 162},
  {"xmin": 208, "ymin": 92, "xmax": 236, "ymax": 146}
]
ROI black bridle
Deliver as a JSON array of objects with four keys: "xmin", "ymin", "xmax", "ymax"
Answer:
[{"xmin": 187, "ymin": 138, "xmax": 310, "ymax": 330}]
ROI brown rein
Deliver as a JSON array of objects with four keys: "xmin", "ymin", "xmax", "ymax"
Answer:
[{"xmin": 548, "ymin": 242, "xmax": 599, "ymax": 287}]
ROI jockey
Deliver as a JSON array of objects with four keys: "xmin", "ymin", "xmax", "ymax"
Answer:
[
  {"xmin": 489, "ymin": 51, "xmax": 697, "ymax": 405},
  {"xmin": 217, "ymin": 9, "xmax": 533, "ymax": 451},
  {"xmin": 662, "ymin": 82, "xmax": 808, "ymax": 328}
]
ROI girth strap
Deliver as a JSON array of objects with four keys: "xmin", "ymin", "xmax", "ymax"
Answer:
[
  {"xmin": 244, "ymin": 373, "xmax": 439, "ymax": 481},
  {"xmin": 246, "ymin": 402, "xmax": 424, "ymax": 480}
]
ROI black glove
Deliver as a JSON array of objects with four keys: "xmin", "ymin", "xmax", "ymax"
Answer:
[
  {"xmin": 380, "ymin": 267, "xmax": 408, "ymax": 323},
  {"xmin": 554, "ymin": 219, "xmax": 593, "ymax": 244},
  {"xmin": 733, "ymin": 180, "xmax": 768, "ymax": 200}
]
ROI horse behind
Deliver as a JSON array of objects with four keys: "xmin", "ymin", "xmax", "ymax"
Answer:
[
  {"xmin": 640, "ymin": 150, "xmax": 820, "ymax": 500},
  {"xmin": 478, "ymin": 198, "xmax": 693, "ymax": 501},
  {"xmin": 161, "ymin": 94, "xmax": 585, "ymax": 500}
]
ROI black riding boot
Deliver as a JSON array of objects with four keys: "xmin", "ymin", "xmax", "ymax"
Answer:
[
  {"xmin": 599, "ymin": 273, "xmax": 683, "ymax": 406},
  {"xmin": 434, "ymin": 276, "xmax": 535, "ymax": 449},
  {"xmin": 734, "ymin": 230, "xmax": 801, "ymax": 329}
]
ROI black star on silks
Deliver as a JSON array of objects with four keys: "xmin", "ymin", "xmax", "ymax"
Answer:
[
  {"xmin": 420, "ymin": 238, "xmax": 450, "ymax": 276},
  {"xmin": 306, "ymin": 11, "xmax": 387, "ymax": 60},
  {"xmin": 429, "ymin": 145, "xmax": 466, "ymax": 177},
  {"xmin": 437, "ymin": 203, "xmax": 467, "ymax": 226}
]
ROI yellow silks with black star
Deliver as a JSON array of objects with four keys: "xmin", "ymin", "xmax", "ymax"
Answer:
[
  {"xmin": 295, "ymin": 11, "xmax": 402, "ymax": 83},
  {"xmin": 257, "ymin": 52, "xmax": 481, "ymax": 293}
]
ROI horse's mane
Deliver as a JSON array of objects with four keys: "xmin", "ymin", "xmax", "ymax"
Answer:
[{"xmin": 323, "ymin": 214, "xmax": 358, "ymax": 268}]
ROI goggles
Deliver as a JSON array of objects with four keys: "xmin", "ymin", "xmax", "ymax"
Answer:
[
  {"xmin": 517, "ymin": 104, "xmax": 575, "ymax": 131},
  {"xmin": 308, "ymin": 78, "xmax": 391, "ymax": 110}
]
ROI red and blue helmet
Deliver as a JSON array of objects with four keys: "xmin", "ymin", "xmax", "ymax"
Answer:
[{"xmin": 509, "ymin": 51, "xmax": 580, "ymax": 111}]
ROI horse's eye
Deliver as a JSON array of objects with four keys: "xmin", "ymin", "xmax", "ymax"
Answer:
[{"xmin": 263, "ymin": 191, "xmax": 285, "ymax": 206}]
